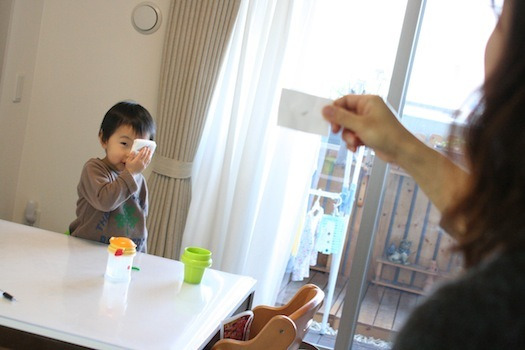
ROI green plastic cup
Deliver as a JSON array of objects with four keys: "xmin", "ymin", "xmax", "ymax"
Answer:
[
  {"xmin": 183, "ymin": 247, "xmax": 212, "ymax": 261},
  {"xmin": 181, "ymin": 249, "xmax": 212, "ymax": 284}
]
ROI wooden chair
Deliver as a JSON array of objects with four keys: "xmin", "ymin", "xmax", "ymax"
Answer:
[{"xmin": 212, "ymin": 284, "xmax": 325, "ymax": 350}]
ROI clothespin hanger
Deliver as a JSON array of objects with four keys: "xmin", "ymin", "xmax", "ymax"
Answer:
[
  {"xmin": 310, "ymin": 190, "xmax": 323, "ymax": 214},
  {"xmin": 332, "ymin": 195, "xmax": 342, "ymax": 216}
]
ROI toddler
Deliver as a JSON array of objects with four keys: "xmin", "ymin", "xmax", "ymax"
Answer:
[{"xmin": 69, "ymin": 101, "xmax": 156, "ymax": 252}]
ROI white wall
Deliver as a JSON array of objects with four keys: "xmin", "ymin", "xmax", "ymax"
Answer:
[
  {"xmin": 0, "ymin": 0, "xmax": 14, "ymax": 86},
  {"xmin": 0, "ymin": 0, "xmax": 42, "ymax": 223},
  {"xmin": 0, "ymin": 0, "xmax": 170, "ymax": 233}
]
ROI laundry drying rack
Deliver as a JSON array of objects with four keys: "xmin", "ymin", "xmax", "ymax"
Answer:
[{"xmin": 307, "ymin": 146, "xmax": 365, "ymax": 334}]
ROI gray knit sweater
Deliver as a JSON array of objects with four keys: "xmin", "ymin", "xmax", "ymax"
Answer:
[{"xmin": 392, "ymin": 250, "xmax": 525, "ymax": 349}]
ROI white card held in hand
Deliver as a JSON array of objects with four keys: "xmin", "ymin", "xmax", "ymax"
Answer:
[
  {"xmin": 278, "ymin": 88, "xmax": 332, "ymax": 136},
  {"xmin": 131, "ymin": 139, "xmax": 157, "ymax": 154}
]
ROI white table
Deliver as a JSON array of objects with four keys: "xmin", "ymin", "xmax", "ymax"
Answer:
[{"xmin": 0, "ymin": 220, "xmax": 256, "ymax": 349}]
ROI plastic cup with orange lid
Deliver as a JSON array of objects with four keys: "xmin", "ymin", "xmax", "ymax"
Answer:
[{"xmin": 104, "ymin": 237, "xmax": 137, "ymax": 282}]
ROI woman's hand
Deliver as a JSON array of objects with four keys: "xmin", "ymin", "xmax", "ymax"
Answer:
[{"xmin": 322, "ymin": 94, "xmax": 415, "ymax": 164}]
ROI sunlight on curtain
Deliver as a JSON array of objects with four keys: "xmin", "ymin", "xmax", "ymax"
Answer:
[{"xmin": 182, "ymin": 0, "xmax": 321, "ymax": 306}]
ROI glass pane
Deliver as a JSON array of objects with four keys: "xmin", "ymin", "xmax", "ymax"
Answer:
[
  {"xmin": 354, "ymin": 0, "xmax": 497, "ymax": 348},
  {"xmin": 275, "ymin": 1, "xmax": 407, "ymax": 349}
]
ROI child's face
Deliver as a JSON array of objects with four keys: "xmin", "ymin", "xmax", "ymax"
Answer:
[{"xmin": 100, "ymin": 124, "xmax": 149, "ymax": 172}]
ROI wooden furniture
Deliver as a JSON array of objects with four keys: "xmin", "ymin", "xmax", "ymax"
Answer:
[
  {"xmin": 212, "ymin": 284, "xmax": 324, "ymax": 350},
  {"xmin": 0, "ymin": 220, "xmax": 256, "ymax": 350},
  {"xmin": 373, "ymin": 257, "xmax": 450, "ymax": 295}
]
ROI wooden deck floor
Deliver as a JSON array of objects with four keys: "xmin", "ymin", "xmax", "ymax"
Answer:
[{"xmin": 277, "ymin": 270, "xmax": 423, "ymax": 349}]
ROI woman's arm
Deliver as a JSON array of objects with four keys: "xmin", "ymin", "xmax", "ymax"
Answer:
[
  {"xmin": 322, "ymin": 94, "xmax": 469, "ymax": 216},
  {"xmin": 396, "ymin": 135, "xmax": 468, "ymax": 215}
]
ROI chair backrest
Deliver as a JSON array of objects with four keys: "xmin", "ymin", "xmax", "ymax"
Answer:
[
  {"xmin": 212, "ymin": 315, "xmax": 297, "ymax": 350},
  {"xmin": 212, "ymin": 284, "xmax": 324, "ymax": 350},
  {"xmin": 287, "ymin": 284, "xmax": 325, "ymax": 348},
  {"xmin": 249, "ymin": 284, "xmax": 324, "ymax": 349}
]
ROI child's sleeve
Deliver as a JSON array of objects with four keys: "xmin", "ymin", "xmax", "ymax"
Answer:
[{"xmin": 79, "ymin": 160, "xmax": 139, "ymax": 212}]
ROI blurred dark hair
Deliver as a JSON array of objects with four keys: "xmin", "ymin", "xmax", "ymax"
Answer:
[
  {"xmin": 99, "ymin": 101, "xmax": 156, "ymax": 143},
  {"xmin": 445, "ymin": 0, "xmax": 525, "ymax": 267}
]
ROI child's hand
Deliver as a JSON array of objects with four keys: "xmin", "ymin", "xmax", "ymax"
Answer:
[{"xmin": 126, "ymin": 147, "xmax": 152, "ymax": 175}]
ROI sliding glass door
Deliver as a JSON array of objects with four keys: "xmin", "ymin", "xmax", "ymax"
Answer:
[
  {"xmin": 276, "ymin": 0, "xmax": 408, "ymax": 348},
  {"xmin": 239, "ymin": 0, "xmax": 496, "ymax": 348},
  {"xmin": 336, "ymin": 1, "xmax": 497, "ymax": 349}
]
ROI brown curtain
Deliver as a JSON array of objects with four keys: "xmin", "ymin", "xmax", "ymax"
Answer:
[{"xmin": 147, "ymin": 0, "xmax": 241, "ymax": 259}]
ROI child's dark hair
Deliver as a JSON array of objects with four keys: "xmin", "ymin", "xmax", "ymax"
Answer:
[{"xmin": 99, "ymin": 101, "xmax": 156, "ymax": 142}]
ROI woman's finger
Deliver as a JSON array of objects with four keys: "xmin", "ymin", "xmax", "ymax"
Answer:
[{"xmin": 322, "ymin": 105, "xmax": 362, "ymax": 134}]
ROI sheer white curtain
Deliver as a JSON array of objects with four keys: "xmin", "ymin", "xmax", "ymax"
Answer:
[{"xmin": 182, "ymin": 0, "xmax": 320, "ymax": 306}]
